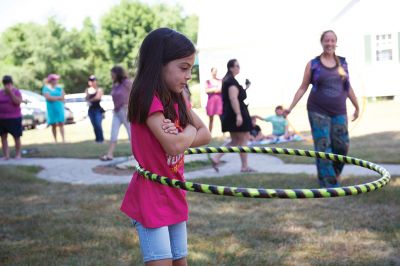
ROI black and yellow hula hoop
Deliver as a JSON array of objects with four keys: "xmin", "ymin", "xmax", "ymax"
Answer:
[{"xmin": 135, "ymin": 146, "xmax": 391, "ymax": 199}]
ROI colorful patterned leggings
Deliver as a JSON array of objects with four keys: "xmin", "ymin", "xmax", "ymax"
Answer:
[{"xmin": 308, "ymin": 111, "xmax": 349, "ymax": 188}]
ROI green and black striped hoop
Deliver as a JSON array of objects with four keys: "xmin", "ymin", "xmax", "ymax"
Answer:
[{"xmin": 135, "ymin": 146, "xmax": 391, "ymax": 199}]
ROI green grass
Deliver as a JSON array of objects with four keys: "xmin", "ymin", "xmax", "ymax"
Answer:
[
  {"xmin": 186, "ymin": 160, "xmax": 213, "ymax": 172},
  {"xmin": 1, "ymin": 134, "xmax": 226, "ymax": 160},
  {"xmin": 1, "ymin": 166, "xmax": 399, "ymax": 265},
  {"xmin": 2, "ymin": 110, "xmax": 398, "ymax": 164},
  {"xmin": 4, "ymin": 131, "xmax": 398, "ymax": 166},
  {"xmin": 19, "ymin": 140, "xmax": 132, "ymax": 159}
]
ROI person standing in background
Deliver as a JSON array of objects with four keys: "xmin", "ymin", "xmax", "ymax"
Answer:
[
  {"xmin": 100, "ymin": 66, "xmax": 132, "ymax": 161},
  {"xmin": 42, "ymin": 74, "xmax": 65, "ymax": 143},
  {"xmin": 211, "ymin": 59, "xmax": 255, "ymax": 173},
  {"xmin": 86, "ymin": 75, "xmax": 104, "ymax": 143},
  {"xmin": 205, "ymin": 67, "xmax": 223, "ymax": 133},
  {"xmin": 287, "ymin": 30, "xmax": 359, "ymax": 188},
  {"xmin": 0, "ymin": 75, "xmax": 23, "ymax": 159}
]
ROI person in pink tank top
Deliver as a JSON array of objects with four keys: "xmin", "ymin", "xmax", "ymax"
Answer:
[
  {"xmin": 121, "ymin": 28, "xmax": 211, "ymax": 265},
  {"xmin": 205, "ymin": 67, "xmax": 222, "ymax": 133}
]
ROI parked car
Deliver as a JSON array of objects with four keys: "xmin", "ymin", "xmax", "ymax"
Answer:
[
  {"xmin": 20, "ymin": 89, "xmax": 46, "ymax": 111},
  {"xmin": 64, "ymin": 93, "xmax": 88, "ymax": 121},
  {"xmin": 64, "ymin": 106, "xmax": 74, "ymax": 124},
  {"xmin": 20, "ymin": 89, "xmax": 74, "ymax": 127},
  {"xmin": 64, "ymin": 93, "xmax": 115, "ymax": 120},
  {"xmin": 100, "ymin": 95, "xmax": 114, "ymax": 112},
  {"xmin": 21, "ymin": 107, "xmax": 46, "ymax": 129},
  {"xmin": 20, "ymin": 89, "xmax": 47, "ymax": 129},
  {"xmin": 21, "ymin": 106, "xmax": 35, "ymax": 129}
]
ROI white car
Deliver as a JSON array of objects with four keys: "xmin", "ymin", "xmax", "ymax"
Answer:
[
  {"xmin": 20, "ymin": 89, "xmax": 74, "ymax": 125},
  {"xmin": 20, "ymin": 89, "xmax": 47, "ymax": 112},
  {"xmin": 64, "ymin": 93, "xmax": 88, "ymax": 121},
  {"xmin": 100, "ymin": 95, "xmax": 114, "ymax": 112}
]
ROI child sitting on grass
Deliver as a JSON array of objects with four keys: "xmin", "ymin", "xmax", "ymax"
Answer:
[
  {"xmin": 249, "ymin": 116, "xmax": 266, "ymax": 142},
  {"xmin": 254, "ymin": 105, "xmax": 294, "ymax": 141}
]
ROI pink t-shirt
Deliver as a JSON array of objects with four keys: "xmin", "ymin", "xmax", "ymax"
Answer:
[
  {"xmin": 120, "ymin": 96, "xmax": 189, "ymax": 228},
  {"xmin": 0, "ymin": 88, "xmax": 22, "ymax": 119}
]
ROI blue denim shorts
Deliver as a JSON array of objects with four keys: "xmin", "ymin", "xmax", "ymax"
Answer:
[{"xmin": 132, "ymin": 219, "xmax": 188, "ymax": 263}]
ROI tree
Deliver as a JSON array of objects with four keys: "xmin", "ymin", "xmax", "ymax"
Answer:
[
  {"xmin": 0, "ymin": 22, "xmax": 49, "ymax": 91},
  {"xmin": 101, "ymin": 0, "xmax": 199, "ymax": 78},
  {"xmin": 0, "ymin": 0, "xmax": 199, "ymax": 94},
  {"xmin": 0, "ymin": 18, "xmax": 112, "ymax": 93},
  {"xmin": 181, "ymin": 14, "xmax": 199, "ymax": 44}
]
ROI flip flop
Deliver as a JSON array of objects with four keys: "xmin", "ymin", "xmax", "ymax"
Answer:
[{"xmin": 100, "ymin": 155, "xmax": 113, "ymax": 161}]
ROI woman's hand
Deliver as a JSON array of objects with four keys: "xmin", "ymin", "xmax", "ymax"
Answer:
[
  {"xmin": 348, "ymin": 88, "xmax": 359, "ymax": 122},
  {"xmin": 162, "ymin": 119, "xmax": 178, "ymax": 135},
  {"xmin": 236, "ymin": 113, "xmax": 243, "ymax": 127},
  {"xmin": 352, "ymin": 108, "xmax": 359, "ymax": 121}
]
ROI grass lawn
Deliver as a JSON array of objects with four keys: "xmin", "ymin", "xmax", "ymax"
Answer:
[
  {"xmin": 1, "ymin": 166, "xmax": 399, "ymax": 265},
  {"xmin": 2, "ymin": 101, "xmax": 399, "ymax": 164},
  {"xmin": 267, "ymin": 131, "xmax": 400, "ymax": 164},
  {"xmin": 1, "ymin": 116, "xmax": 226, "ymax": 159},
  {"xmin": 5, "ymin": 131, "xmax": 399, "ymax": 166}
]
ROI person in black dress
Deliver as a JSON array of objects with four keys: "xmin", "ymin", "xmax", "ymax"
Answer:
[{"xmin": 211, "ymin": 59, "xmax": 255, "ymax": 172}]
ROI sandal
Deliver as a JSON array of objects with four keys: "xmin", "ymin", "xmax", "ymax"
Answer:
[
  {"xmin": 240, "ymin": 167, "xmax": 257, "ymax": 173},
  {"xmin": 100, "ymin": 155, "xmax": 113, "ymax": 161}
]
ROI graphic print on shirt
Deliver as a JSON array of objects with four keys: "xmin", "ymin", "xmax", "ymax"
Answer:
[{"xmin": 166, "ymin": 119, "xmax": 184, "ymax": 174}]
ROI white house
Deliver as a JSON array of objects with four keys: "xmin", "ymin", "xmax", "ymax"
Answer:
[{"xmin": 197, "ymin": 0, "xmax": 400, "ymax": 107}]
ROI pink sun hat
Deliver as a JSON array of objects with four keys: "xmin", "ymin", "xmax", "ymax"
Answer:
[{"xmin": 47, "ymin": 74, "xmax": 60, "ymax": 82}]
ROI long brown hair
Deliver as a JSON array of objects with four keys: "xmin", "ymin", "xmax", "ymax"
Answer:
[
  {"xmin": 320, "ymin": 30, "xmax": 347, "ymax": 79},
  {"xmin": 127, "ymin": 28, "xmax": 195, "ymax": 127},
  {"xmin": 111, "ymin": 66, "xmax": 127, "ymax": 84}
]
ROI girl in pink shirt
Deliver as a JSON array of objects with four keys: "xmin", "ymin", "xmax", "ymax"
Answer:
[{"xmin": 121, "ymin": 28, "xmax": 211, "ymax": 265}]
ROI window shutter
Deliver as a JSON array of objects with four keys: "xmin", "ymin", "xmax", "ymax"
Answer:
[
  {"xmin": 364, "ymin": 35, "xmax": 371, "ymax": 64},
  {"xmin": 398, "ymin": 32, "xmax": 400, "ymax": 62}
]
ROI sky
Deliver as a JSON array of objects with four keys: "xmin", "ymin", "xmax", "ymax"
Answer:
[{"xmin": 0, "ymin": 0, "xmax": 200, "ymax": 33}]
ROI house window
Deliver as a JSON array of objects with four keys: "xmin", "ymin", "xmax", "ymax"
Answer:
[{"xmin": 375, "ymin": 34, "xmax": 393, "ymax": 61}]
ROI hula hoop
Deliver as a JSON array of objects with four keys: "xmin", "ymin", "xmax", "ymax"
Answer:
[{"xmin": 135, "ymin": 146, "xmax": 391, "ymax": 199}]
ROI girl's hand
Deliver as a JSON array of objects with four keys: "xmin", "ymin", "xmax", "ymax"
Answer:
[
  {"xmin": 236, "ymin": 113, "xmax": 243, "ymax": 127},
  {"xmin": 162, "ymin": 119, "xmax": 178, "ymax": 135}
]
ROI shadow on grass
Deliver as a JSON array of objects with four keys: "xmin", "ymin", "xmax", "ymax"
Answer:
[
  {"xmin": 187, "ymin": 173, "xmax": 400, "ymax": 265},
  {"xmin": 0, "ymin": 166, "xmax": 141, "ymax": 265},
  {"xmin": 1, "ymin": 166, "xmax": 399, "ymax": 265}
]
